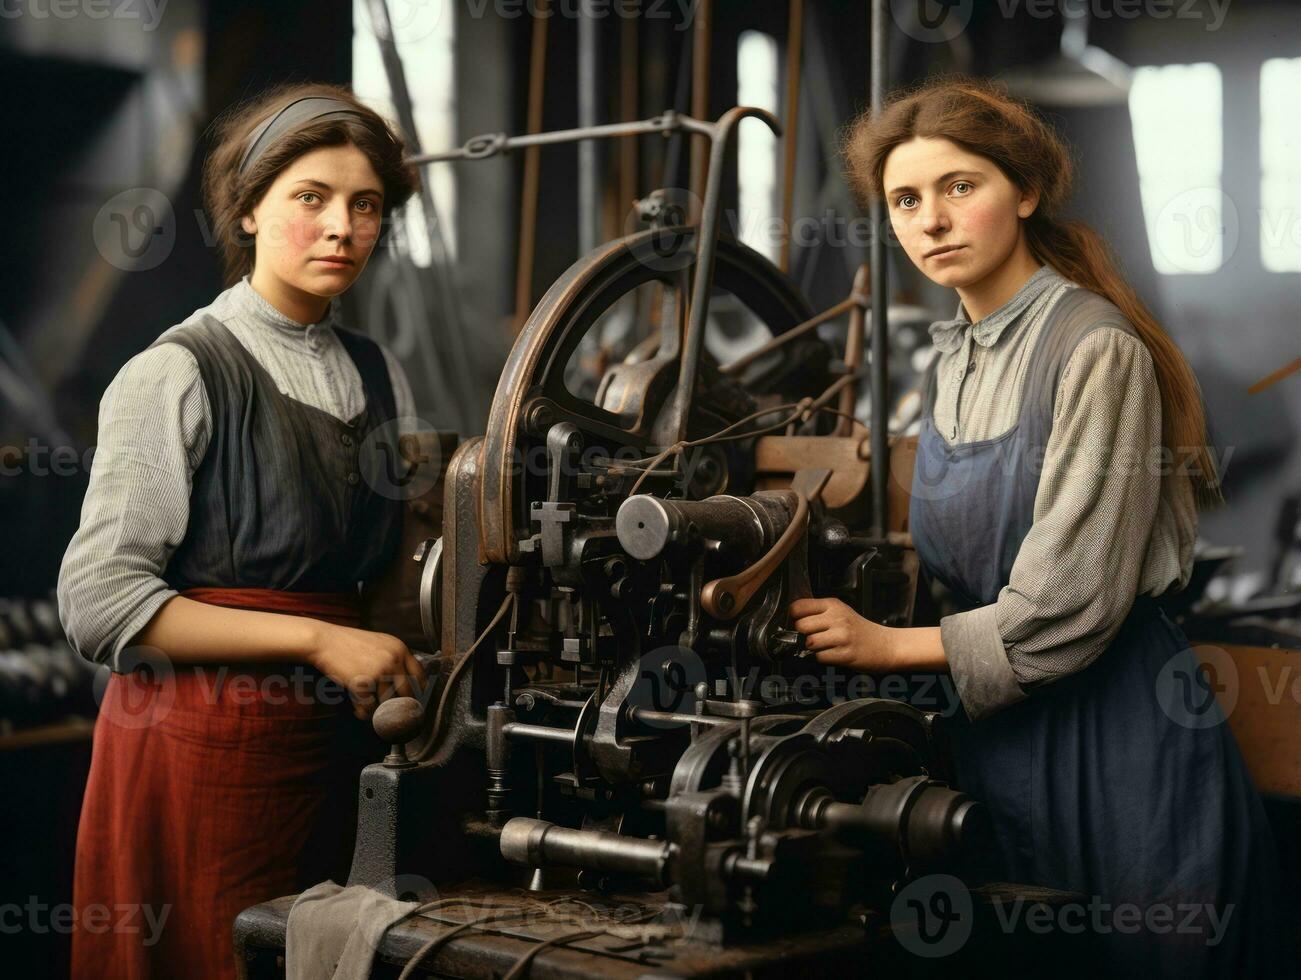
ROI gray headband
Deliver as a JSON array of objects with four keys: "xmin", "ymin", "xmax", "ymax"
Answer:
[{"xmin": 238, "ymin": 96, "xmax": 372, "ymax": 175}]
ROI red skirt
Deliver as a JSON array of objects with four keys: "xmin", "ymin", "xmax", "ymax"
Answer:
[{"xmin": 70, "ymin": 588, "xmax": 382, "ymax": 980}]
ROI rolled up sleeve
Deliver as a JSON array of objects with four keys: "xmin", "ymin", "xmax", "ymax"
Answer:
[
  {"xmin": 56, "ymin": 344, "xmax": 210, "ymax": 671},
  {"xmin": 943, "ymin": 327, "xmax": 1163, "ymax": 720}
]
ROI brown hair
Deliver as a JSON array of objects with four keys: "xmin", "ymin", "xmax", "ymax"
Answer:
[
  {"xmin": 200, "ymin": 82, "xmax": 421, "ymax": 287},
  {"xmin": 844, "ymin": 74, "xmax": 1223, "ymax": 508}
]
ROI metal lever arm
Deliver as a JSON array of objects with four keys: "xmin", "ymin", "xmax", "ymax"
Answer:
[{"xmin": 700, "ymin": 469, "xmax": 830, "ymax": 620}]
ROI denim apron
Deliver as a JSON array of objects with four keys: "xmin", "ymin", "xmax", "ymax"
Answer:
[{"xmin": 909, "ymin": 288, "xmax": 1285, "ymax": 976}]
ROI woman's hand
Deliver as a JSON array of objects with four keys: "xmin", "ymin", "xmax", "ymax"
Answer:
[
  {"xmin": 304, "ymin": 621, "xmax": 430, "ymax": 720},
  {"xmin": 789, "ymin": 597, "xmax": 898, "ymax": 672}
]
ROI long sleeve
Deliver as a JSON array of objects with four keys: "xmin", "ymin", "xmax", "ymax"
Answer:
[
  {"xmin": 57, "ymin": 345, "xmax": 211, "ymax": 671},
  {"xmin": 941, "ymin": 326, "xmax": 1165, "ymax": 721}
]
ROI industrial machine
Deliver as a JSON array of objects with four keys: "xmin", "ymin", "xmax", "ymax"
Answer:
[{"xmin": 234, "ymin": 107, "xmax": 999, "ymax": 978}]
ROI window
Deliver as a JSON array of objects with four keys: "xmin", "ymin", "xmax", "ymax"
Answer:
[
  {"xmin": 1260, "ymin": 57, "xmax": 1301, "ymax": 272},
  {"xmin": 1128, "ymin": 63, "xmax": 1225, "ymax": 274},
  {"xmin": 736, "ymin": 30, "xmax": 780, "ymax": 264},
  {"xmin": 352, "ymin": 0, "xmax": 457, "ymax": 265}
]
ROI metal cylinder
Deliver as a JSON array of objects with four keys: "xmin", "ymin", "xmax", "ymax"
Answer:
[
  {"xmin": 615, "ymin": 494, "xmax": 780, "ymax": 562},
  {"xmin": 486, "ymin": 704, "xmax": 515, "ymax": 824},
  {"xmin": 499, "ymin": 817, "xmax": 672, "ymax": 886},
  {"xmin": 501, "ymin": 721, "xmax": 579, "ymax": 745},
  {"xmin": 818, "ymin": 776, "xmax": 989, "ymax": 873}
]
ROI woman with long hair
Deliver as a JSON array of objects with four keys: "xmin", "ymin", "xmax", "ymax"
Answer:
[
  {"xmin": 792, "ymin": 76, "xmax": 1283, "ymax": 974},
  {"xmin": 58, "ymin": 82, "xmax": 429, "ymax": 978}
]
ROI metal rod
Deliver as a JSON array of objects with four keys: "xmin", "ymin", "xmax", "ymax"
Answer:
[
  {"xmin": 500, "ymin": 817, "xmax": 672, "ymax": 886},
  {"xmin": 779, "ymin": 0, "xmax": 804, "ymax": 274},
  {"xmin": 869, "ymin": 0, "xmax": 890, "ymax": 537},
  {"xmin": 618, "ymin": 7, "xmax": 639, "ymax": 218},
  {"xmin": 689, "ymin": 0, "xmax": 712, "ymax": 221},
  {"xmin": 836, "ymin": 264, "xmax": 871, "ymax": 435},
  {"xmin": 667, "ymin": 106, "xmax": 783, "ymax": 446},
  {"xmin": 578, "ymin": 0, "xmax": 601, "ymax": 255},
  {"xmin": 627, "ymin": 707, "xmax": 732, "ymax": 727},
  {"xmin": 501, "ymin": 722, "xmax": 578, "ymax": 745},
  {"xmin": 719, "ymin": 295, "xmax": 856, "ymax": 377},
  {"xmin": 366, "ymin": 0, "xmax": 476, "ymax": 430},
  {"xmin": 513, "ymin": 0, "xmax": 550, "ymax": 333},
  {"xmin": 407, "ymin": 112, "xmax": 700, "ymax": 167}
]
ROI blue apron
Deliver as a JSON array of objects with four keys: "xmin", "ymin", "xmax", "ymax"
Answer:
[{"xmin": 908, "ymin": 289, "xmax": 1286, "ymax": 976}]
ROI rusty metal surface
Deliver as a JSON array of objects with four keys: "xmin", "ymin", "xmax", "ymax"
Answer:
[
  {"xmin": 235, "ymin": 878, "xmax": 1096, "ymax": 979},
  {"xmin": 754, "ymin": 434, "xmax": 916, "ymax": 532},
  {"xmin": 477, "ymin": 228, "xmax": 812, "ymax": 565}
]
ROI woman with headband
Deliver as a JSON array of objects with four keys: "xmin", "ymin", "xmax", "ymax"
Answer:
[{"xmin": 57, "ymin": 83, "xmax": 429, "ymax": 978}]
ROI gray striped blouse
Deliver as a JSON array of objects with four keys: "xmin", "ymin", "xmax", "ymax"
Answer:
[
  {"xmin": 929, "ymin": 264, "xmax": 1198, "ymax": 719},
  {"xmin": 57, "ymin": 276, "xmax": 417, "ymax": 671}
]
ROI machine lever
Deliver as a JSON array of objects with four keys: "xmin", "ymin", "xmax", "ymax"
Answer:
[{"xmin": 700, "ymin": 469, "xmax": 831, "ymax": 619}]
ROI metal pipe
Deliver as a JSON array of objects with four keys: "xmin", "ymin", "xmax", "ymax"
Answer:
[
  {"xmin": 618, "ymin": 8, "xmax": 640, "ymax": 217},
  {"xmin": 578, "ymin": 0, "xmax": 601, "ymax": 255},
  {"xmin": 719, "ymin": 295, "xmax": 855, "ymax": 376},
  {"xmin": 627, "ymin": 707, "xmax": 732, "ymax": 728},
  {"xmin": 667, "ymin": 106, "xmax": 783, "ymax": 445},
  {"xmin": 689, "ymin": 0, "xmax": 712, "ymax": 221},
  {"xmin": 836, "ymin": 264, "xmax": 871, "ymax": 435},
  {"xmin": 499, "ymin": 817, "xmax": 673, "ymax": 886},
  {"xmin": 868, "ymin": 0, "xmax": 890, "ymax": 537},
  {"xmin": 365, "ymin": 0, "xmax": 476, "ymax": 431},
  {"xmin": 779, "ymin": 0, "xmax": 804, "ymax": 274},
  {"xmin": 501, "ymin": 721, "xmax": 579, "ymax": 745},
  {"xmin": 513, "ymin": 0, "xmax": 550, "ymax": 333},
  {"xmin": 408, "ymin": 112, "xmax": 694, "ymax": 166}
]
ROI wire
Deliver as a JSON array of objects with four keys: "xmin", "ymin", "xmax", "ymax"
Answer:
[
  {"xmin": 396, "ymin": 905, "xmax": 532, "ymax": 980},
  {"xmin": 427, "ymin": 592, "xmax": 517, "ymax": 749},
  {"xmin": 502, "ymin": 930, "xmax": 606, "ymax": 980},
  {"xmin": 622, "ymin": 374, "xmax": 868, "ymax": 496}
]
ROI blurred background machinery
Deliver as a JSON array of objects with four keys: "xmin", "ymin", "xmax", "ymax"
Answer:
[{"xmin": 4, "ymin": 0, "xmax": 1301, "ymax": 975}]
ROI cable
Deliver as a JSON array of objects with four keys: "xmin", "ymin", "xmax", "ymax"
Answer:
[
  {"xmin": 501, "ymin": 929, "xmax": 606, "ymax": 980},
  {"xmin": 427, "ymin": 592, "xmax": 517, "ymax": 749}
]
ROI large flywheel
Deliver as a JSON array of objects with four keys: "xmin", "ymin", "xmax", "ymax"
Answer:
[{"xmin": 478, "ymin": 225, "xmax": 823, "ymax": 564}]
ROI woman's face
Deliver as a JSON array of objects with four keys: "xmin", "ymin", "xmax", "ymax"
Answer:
[
  {"xmin": 882, "ymin": 136, "xmax": 1038, "ymax": 289},
  {"xmin": 240, "ymin": 142, "xmax": 384, "ymax": 304}
]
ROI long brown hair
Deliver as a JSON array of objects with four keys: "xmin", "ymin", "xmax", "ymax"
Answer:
[
  {"xmin": 844, "ymin": 75, "xmax": 1222, "ymax": 508},
  {"xmin": 200, "ymin": 82, "xmax": 420, "ymax": 287}
]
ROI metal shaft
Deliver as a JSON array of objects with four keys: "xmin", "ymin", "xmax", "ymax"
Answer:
[{"xmin": 868, "ymin": 0, "xmax": 890, "ymax": 537}]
